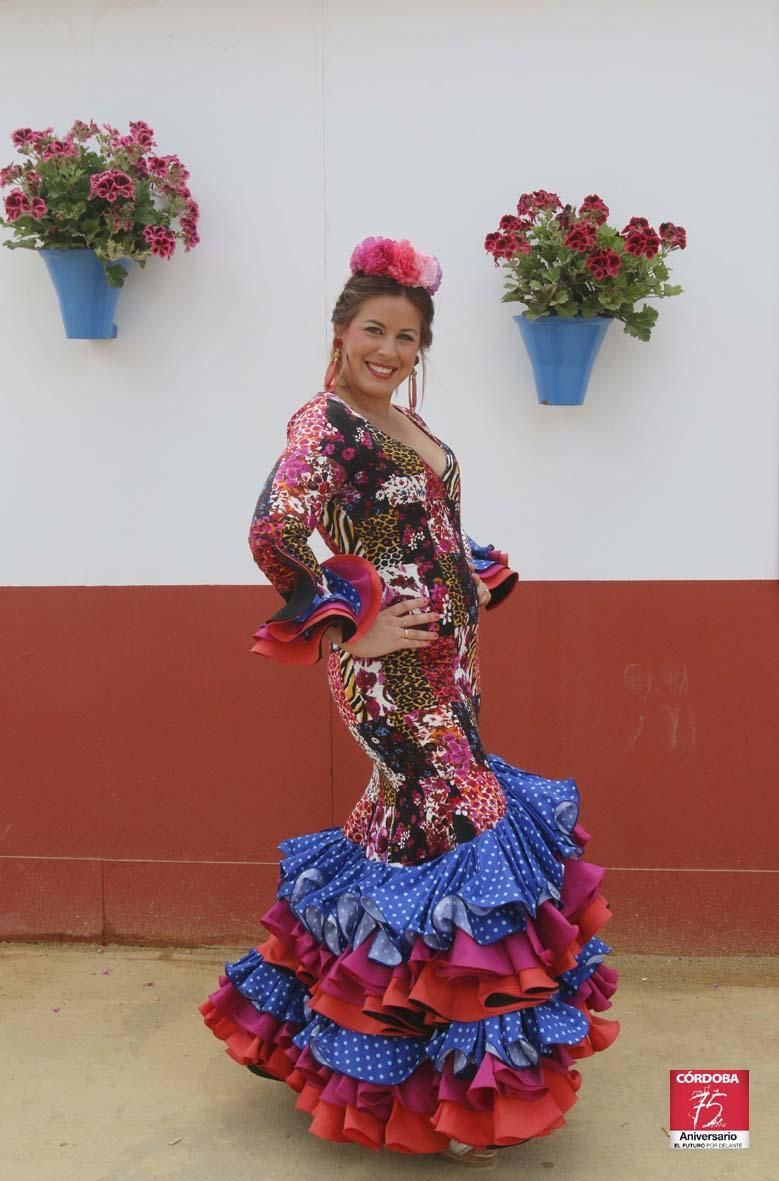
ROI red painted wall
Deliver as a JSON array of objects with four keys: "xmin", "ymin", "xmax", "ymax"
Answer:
[{"xmin": 1, "ymin": 582, "xmax": 777, "ymax": 952}]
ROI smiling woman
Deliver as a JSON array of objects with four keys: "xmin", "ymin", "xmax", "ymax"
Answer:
[
  {"xmin": 331, "ymin": 282, "xmax": 428, "ymax": 404},
  {"xmin": 199, "ymin": 236, "xmax": 619, "ymax": 1164}
]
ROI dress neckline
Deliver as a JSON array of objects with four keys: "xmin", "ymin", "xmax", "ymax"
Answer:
[{"xmin": 322, "ymin": 390, "xmax": 452, "ymax": 483}]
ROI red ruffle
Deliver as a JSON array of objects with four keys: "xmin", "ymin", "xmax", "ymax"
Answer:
[
  {"xmin": 200, "ymin": 828, "xmax": 620, "ymax": 1152},
  {"xmin": 250, "ymin": 554, "xmax": 382, "ymax": 665},
  {"xmin": 476, "ymin": 548, "xmax": 519, "ymax": 609},
  {"xmin": 256, "ymin": 848, "xmax": 616, "ymax": 1035},
  {"xmin": 200, "ymin": 983, "xmax": 608, "ymax": 1152}
]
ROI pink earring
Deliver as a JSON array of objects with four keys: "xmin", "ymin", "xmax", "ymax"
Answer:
[
  {"xmin": 407, "ymin": 355, "xmax": 419, "ymax": 411},
  {"xmin": 324, "ymin": 339, "xmax": 342, "ymax": 392}
]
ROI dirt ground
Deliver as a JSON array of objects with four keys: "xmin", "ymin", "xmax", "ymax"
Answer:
[{"xmin": 2, "ymin": 943, "xmax": 776, "ymax": 1181}]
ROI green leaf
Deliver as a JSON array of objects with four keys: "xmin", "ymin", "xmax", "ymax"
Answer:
[
  {"xmin": 662, "ymin": 284, "xmax": 682, "ymax": 297},
  {"xmin": 133, "ymin": 205, "xmax": 157, "ymax": 226},
  {"xmin": 622, "ymin": 320, "xmax": 652, "ymax": 342},
  {"xmin": 104, "ymin": 263, "xmax": 127, "ymax": 288}
]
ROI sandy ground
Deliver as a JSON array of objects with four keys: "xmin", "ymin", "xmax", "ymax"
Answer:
[{"xmin": 2, "ymin": 943, "xmax": 777, "ymax": 1181}]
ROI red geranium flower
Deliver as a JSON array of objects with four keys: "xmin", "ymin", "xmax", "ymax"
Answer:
[
  {"xmin": 564, "ymin": 220, "xmax": 598, "ymax": 252},
  {"xmin": 517, "ymin": 189, "xmax": 562, "ymax": 218},
  {"xmin": 579, "ymin": 194, "xmax": 610, "ymax": 224},
  {"xmin": 554, "ymin": 204, "xmax": 577, "ymax": 231},
  {"xmin": 659, "ymin": 221, "xmax": 687, "ymax": 249},
  {"xmin": 622, "ymin": 216, "xmax": 651, "ymax": 234},
  {"xmin": 587, "ymin": 249, "xmax": 621, "ymax": 280},
  {"xmin": 624, "ymin": 228, "xmax": 661, "ymax": 259}
]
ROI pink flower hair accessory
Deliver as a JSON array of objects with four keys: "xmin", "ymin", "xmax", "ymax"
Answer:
[{"xmin": 349, "ymin": 236, "xmax": 442, "ymax": 295}]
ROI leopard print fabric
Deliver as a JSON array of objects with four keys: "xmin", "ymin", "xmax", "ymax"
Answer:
[{"xmin": 249, "ymin": 391, "xmax": 509, "ymax": 866}]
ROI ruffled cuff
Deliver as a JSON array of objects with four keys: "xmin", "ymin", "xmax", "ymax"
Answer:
[
  {"xmin": 250, "ymin": 554, "xmax": 382, "ymax": 665},
  {"xmin": 466, "ymin": 535, "xmax": 518, "ymax": 610}
]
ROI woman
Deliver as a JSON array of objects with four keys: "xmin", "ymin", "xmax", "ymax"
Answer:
[{"xmin": 200, "ymin": 236, "xmax": 620, "ymax": 1167}]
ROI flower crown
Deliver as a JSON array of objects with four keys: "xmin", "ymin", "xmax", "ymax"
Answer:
[{"xmin": 349, "ymin": 236, "xmax": 442, "ymax": 295}]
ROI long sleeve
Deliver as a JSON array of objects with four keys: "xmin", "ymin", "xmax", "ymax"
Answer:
[
  {"xmin": 248, "ymin": 396, "xmax": 381, "ymax": 664},
  {"xmin": 464, "ymin": 531, "xmax": 518, "ymax": 609}
]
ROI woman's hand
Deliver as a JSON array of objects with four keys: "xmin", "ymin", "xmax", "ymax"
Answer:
[
  {"xmin": 472, "ymin": 571, "xmax": 491, "ymax": 609},
  {"xmin": 326, "ymin": 596, "xmax": 442, "ymax": 659}
]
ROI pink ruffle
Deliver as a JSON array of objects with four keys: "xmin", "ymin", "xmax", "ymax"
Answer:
[
  {"xmin": 251, "ymin": 554, "xmax": 382, "ymax": 665},
  {"xmin": 200, "ymin": 982, "xmax": 592, "ymax": 1151},
  {"xmin": 257, "ymin": 846, "xmax": 616, "ymax": 1032}
]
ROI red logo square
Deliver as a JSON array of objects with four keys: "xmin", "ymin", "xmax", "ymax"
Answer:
[{"xmin": 669, "ymin": 1069, "xmax": 749, "ymax": 1149}]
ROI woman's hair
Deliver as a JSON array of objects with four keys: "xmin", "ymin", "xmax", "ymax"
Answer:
[{"xmin": 329, "ymin": 273, "xmax": 434, "ymax": 405}]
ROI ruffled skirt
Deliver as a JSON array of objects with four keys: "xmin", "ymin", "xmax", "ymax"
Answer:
[{"xmin": 199, "ymin": 753, "xmax": 620, "ymax": 1153}]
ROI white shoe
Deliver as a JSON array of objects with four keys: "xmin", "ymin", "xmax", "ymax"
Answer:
[{"xmin": 440, "ymin": 1138, "xmax": 498, "ymax": 1167}]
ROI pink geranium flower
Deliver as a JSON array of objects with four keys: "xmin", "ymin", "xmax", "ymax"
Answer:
[
  {"xmin": 0, "ymin": 164, "xmax": 22, "ymax": 187},
  {"xmin": 41, "ymin": 138, "xmax": 79, "ymax": 161},
  {"xmin": 3, "ymin": 119, "xmax": 200, "ymax": 271},
  {"xmin": 129, "ymin": 120, "xmax": 155, "ymax": 149},
  {"xmin": 11, "ymin": 126, "xmax": 51, "ymax": 149},
  {"xmin": 3, "ymin": 188, "xmax": 30, "ymax": 221},
  {"xmin": 89, "ymin": 169, "xmax": 135, "ymax": 202},
  {"xmin": 142, "ymin": 224, "xmax": 176, "ymax": 259},
  {"xmin": 69, "ymin": 120, "xmax": 99, "ymax": 142},
  {"xmin": 181, "ymin": 217, "xmax": 200, "ymax": 251}
]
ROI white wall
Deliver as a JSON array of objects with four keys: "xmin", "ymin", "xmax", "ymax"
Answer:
[{"xmin": 1, "ymin": 0, "xmax": 776, "ymax": 584}]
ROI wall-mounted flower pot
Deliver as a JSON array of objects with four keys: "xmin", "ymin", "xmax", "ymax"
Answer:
[
  {"xmin": 40, "ymin": 248, "xmax": 129, "ymax": 339},
  {"xmin": 513, "ymin": 312, "xmax": 612, "ymax": 405}
]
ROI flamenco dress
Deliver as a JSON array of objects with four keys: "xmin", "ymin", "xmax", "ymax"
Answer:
[{"xmin": 199, "ymin": 391, "xmax": 620, "ymax": 1153}]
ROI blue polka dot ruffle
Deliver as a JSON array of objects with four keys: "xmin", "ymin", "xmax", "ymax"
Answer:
[{"xmin": 277, "ymin": 753, "xmax": 583, "ymax": 964}]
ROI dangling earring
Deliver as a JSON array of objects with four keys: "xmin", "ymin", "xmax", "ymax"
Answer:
[
  {"xmin": 324, "ymin": 338, "xmax": 342, "ymax": 392},
  {"xmin": 407, "ymin": 355, "xmax": 419, "ymax": 411}
]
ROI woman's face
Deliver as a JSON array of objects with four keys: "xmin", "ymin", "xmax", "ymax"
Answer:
[{"xmin": 334, "ymin": 295, "xmax": 422, "ymax": 406}]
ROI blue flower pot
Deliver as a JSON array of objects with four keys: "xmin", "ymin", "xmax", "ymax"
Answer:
[
  {"xmin": 40, "ymin": 248, "xmax": 129, "ymax": 339},
  {"xmin": 513, "ymin": 313, "xmax": 612, "ymax": 405}
]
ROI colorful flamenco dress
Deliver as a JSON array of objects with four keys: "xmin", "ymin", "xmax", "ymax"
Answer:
[{"xmin": 199, "ymin": 390, "xmax": 620, "ymax": 1153}]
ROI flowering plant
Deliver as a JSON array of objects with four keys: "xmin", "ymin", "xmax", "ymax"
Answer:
[
  {"xmin": 485, "ymin": 190, "xmax": 686, "ymax": 341},
  {"xmin": 0, "ymin": 120, "xmax": 199, "ymax": 286}
]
